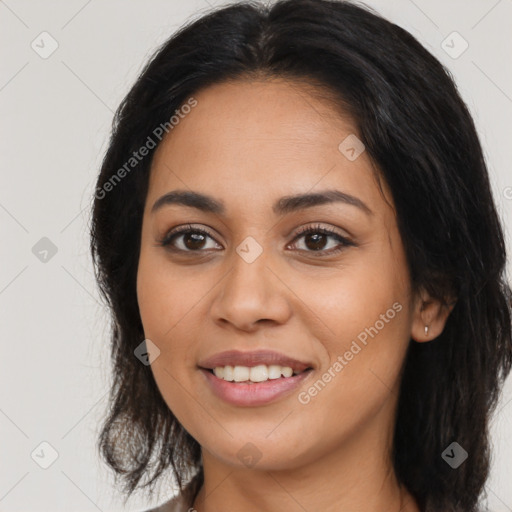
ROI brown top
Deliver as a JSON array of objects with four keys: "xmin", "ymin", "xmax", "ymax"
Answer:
[
  {"xmin": 142, "ymin": 475, "xmax": 200, "ymax": 512},
  {"xmin": 142, "ymin": 491, "xmax": 191, "ymax": 512}
]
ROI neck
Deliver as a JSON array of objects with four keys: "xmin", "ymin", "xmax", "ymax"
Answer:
[{"xmin": 191, "ymin": 399, "xmax": 420, "ymax": 512}]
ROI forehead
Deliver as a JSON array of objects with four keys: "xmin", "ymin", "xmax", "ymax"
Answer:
[{"xmin": 147, "ymin": 78, "xmax": 390, "ymax": 216}]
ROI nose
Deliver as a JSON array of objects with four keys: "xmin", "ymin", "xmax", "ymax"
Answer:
[{"xmin": 210, "ymin": 246, "xmax": 292, "ymax": 332}]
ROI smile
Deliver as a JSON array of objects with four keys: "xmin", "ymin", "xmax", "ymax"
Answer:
[{"xmin": 200, "ymin": 366, "xmax": 314, "ymax": 406}]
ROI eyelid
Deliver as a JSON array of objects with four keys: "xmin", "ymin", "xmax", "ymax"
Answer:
[
  {"xmin": 159, "ymin": 223, "xmax": 220, "ymax": 246},
  {"xmin": 159, "ymin": 222, "xmax": 355, "ymax": 255},
  {"xmin": 291, "ymin": 223, "xmax": 352, "ymax": 241},
  {"xmin": 287, "ymin": 223, "xmax": 355, "ymax": 254}
]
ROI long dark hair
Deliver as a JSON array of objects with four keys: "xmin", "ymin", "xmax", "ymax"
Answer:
[{"xmin": 89, "ymin": 1, "xmax": 512, "ymax": 510}]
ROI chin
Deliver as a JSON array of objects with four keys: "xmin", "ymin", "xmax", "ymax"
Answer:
[{"xmin": 200, "ymin": 433, "xmax": 317, "ymax": 472}]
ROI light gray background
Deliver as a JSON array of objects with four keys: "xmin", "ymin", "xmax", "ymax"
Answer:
[{"xmin": 1, "ymin": 0, "xmax": 511, "ymax": 510}]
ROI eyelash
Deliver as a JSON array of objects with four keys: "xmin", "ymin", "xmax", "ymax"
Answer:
[{"xmin": 158, "ymin": 223, "xmax": 355, "ymax": 257}]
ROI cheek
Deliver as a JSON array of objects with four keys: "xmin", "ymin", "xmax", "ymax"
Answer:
[
  {"xmin": 294, "ymin": 248, "xmax": 411, "ymax": 406},
  {"xmin": 293, "ymin": 250, "xmax": 408, "ymax": 347},
  {"xmin": 136, "ymin": 248, "xmax": 207, "ymax": 340},
  {"xmin": 136, "ymin": 249, "xmax": 210, "ymax": 400},
  {"xmin": 136, "ymin": 255, "xmax": 198, "ymax": 427}
]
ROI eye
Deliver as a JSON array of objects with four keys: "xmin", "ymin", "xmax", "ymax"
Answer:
[
  {"xmin": 158, "ymin": 223, "xmax": 355, "ymax": 256},
  {"xmin": 288, "ymin": 223, "xmax": 355, "ymax": 256},
  {"xmin": 158, "ymin": 224, "xmax": 221, "ymax": 253}
]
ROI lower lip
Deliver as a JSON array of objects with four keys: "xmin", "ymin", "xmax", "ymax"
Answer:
[{"xmin": 200, "ymin": 368, "xmax": 313, "ymax": 407}]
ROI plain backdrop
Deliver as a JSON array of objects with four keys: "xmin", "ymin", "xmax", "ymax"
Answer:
[{"xmin": 1, "ymin": 0, "xmax": 511, "ymax": 510}]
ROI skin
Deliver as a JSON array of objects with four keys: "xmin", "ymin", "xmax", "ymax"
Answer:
[{"xmin": 136, "ymin": 77, "xmax": 452, "ymax": 512}]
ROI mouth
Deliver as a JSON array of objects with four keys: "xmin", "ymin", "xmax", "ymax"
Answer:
[
  {"xmin": 199, "ymin": 366, "xmax": 314, "ymax": 406},
  {"xmin": 200, "ymin": 364, "xmax": 313, "ymax": 384},
  {"xmin": 198, "ymin": 349, "xmax": 313, "ymax": 374},
  {"xmin": 197, "ymin": 350, "xmax": 315, "ymax": 406}
]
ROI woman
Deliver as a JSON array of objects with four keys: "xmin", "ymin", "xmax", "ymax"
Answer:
[{"xmin": 89, "ymin": 1, "xmax": 512, "ymax": 511}]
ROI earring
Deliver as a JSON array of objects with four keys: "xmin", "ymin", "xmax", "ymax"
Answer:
[{"xmin": 424, "ymin": 325, "xmax": 429, "ymax": 337}]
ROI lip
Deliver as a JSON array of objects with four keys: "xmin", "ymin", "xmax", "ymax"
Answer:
[
  {"xmin": 197, "ymin": 349, "xmax": 313, "ymax": 373},
  {"xmin": 200, "ymin": 367, "xmax": 314, "ymax": 407}
]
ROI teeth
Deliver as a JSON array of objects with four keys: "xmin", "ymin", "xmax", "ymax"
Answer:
[
  {"xmin": 248, "ymin": 364, "xmax": 268, "ymax": 382},
  {"xmin": 268, "ymin": 365, "xmax": 282, "ymax": 379},
  {"xmin": 233, "ymin": 366, "xmax": 250, "ymax": 382},
  {"xmin": 281, "ymin": 366, "xmax": 293, "ymax": 378},
  {"xmin": 212, "ymin": 364, "xmax": 304, "ymax": 383},
  {"xmin": 223, "ymin": 366, "xmax": 233, "ymax": 381}
]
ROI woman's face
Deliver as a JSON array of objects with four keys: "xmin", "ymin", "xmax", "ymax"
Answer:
[{"xmin": 137, "ymin": 78, "xmax": 418, "ymax": 472}]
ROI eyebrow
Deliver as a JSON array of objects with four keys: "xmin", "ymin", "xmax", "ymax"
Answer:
[{"xmin": 151, "ymin": 189, "xmax": 373, "ymax": 216}]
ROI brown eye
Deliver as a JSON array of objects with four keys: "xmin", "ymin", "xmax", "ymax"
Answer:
[
  {"xmin": 160, "ymin": 225, "xmax": 222, "ymax": 253},
  {"xmin": 181, "ymin": 232, "xmax": 207, "ymax": 250},
  {"xmin": 290, "ymin": 224, "xmax": 355, "ymax": 256},
  {"xmin": 303, "ymin": 232, "xmax": 329, "ymax": 251},
  {"xmin": 159, "ymin": 223, "xmax": 354, "ymax": 257}
]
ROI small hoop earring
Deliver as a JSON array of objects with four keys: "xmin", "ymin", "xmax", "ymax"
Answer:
[{"xmin": 424, "ymin": 325, "xmax": 429, "ymax": 336}]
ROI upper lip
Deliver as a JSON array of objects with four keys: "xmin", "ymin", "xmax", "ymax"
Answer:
[{"xmin": 198, "ymin": 350, "xmax": 313, "ymax": 373}]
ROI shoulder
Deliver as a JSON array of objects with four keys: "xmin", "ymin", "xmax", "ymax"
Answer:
[
  {"xmin": 141, "ymin": 491, "xmax": 192, "ymax": 512},
  {"xmin": 141, "ymin": 472, "xmax": 201, "ymax": 512}
]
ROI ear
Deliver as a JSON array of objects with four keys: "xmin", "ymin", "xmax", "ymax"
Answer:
[{"xmin": 411, "ymin": 287, "xmax": 456, "ymax": 342}]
